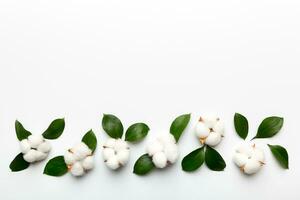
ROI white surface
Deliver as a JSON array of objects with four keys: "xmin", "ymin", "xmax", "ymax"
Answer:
[{"xmin": 0, "ymin": 0, "xmax": 300, "ymax": 199}]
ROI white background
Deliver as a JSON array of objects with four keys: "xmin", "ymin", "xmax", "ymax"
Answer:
[{"xmin": 0, "ymin": 0, "xmax": 299, "ymax": 199}]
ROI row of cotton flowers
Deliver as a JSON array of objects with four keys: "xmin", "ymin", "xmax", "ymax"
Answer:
[{"xmin": 10, "ymin": 114, "xmax": 288, "ymax": 177}]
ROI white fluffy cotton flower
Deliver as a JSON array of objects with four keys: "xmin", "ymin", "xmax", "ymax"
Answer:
[
  {"xmin": 146, "ymin": 133, "xmax": 179, "ymax": 169},
  {"xmin": 64, "ymin": 142, "xmax": 95, "ymax": 177},
  {"xmin": 233, "ymin": 143, "xmax": 265, "ymax": 175},
  {"xmin": 20, "ymin": 135, "xmax": 51, "ymax": 163},
  {"xmin": 194, "ymin": 114, "xmax": 224, "ymax": 147},
  {"xmin": 102, "ymin": 138, "xmax": 130, "ymax": 170}
]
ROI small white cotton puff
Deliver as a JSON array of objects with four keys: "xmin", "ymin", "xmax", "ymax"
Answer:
[
  {"xmin": 116, "ymin": 150, "xmax": 130, "ymax": 165},
  {"xmin": 164, "ymin": 143, "xmax": 179, "ymax": 164},
  {"xmin": 105, "ymin": 155, "xmax": 120, "ymax": 170},
  {"xmin": 72, "ymin": 142, "xmax": 92, "ymax": 161},
  {"xmin": 28, "ymin": 135, "xmax": 44, "ymax": 148},
  {"xmin": 195, "ymin": 115, "xmax": 224, "ymax": 147},
  {"xmin": 70, "ymin": 162, "xmax": 85, "ymax": 176},
  {"xmin": 204, "ymin": 132, "xmax": 221, "ymax": 147},
  {"xmin": 64, "ymin": 151, "xmax": 76, "ymax": 165},
  {"xmin": 37, "ymin": 141, "xmax": 51, "ymax": 153},
  {"xmin": 23, "ymin": 149, "xmax": 37, "ymax": 163},
  {"xmin": 233, "ymin": 144, "xmax": 265, "ymax": 175},
  {"xmin": 82, "ymin": 156, "xmax": 94, "ymax": 170},
  {"xmin": 152, "ymin": 152, "xmax": 167, "ymax": 168},
  {"xmin": 19, "ymin": 139, "xmax": 31, "ymax": 154},
  {"xmin": 102, "ymin": 139, "xmax": 130, "ymax": 170},
  {"xmin": 195, "ymin": 122, "xmax": 210, "ymax": 139}
]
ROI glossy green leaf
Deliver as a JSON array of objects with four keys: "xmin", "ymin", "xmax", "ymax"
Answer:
[
  {"xmin": 170, "ymin": 113, "xmax": 191, "ymax": 143},
  {"xmin": 205, "ymin": 146, "xmax": 226, "ymax": 171},
  {"xmin": 268, "ymin": 144, "xmax": 289, "ymax": 169},
  {"xmin": 15, "ymin": 120, "xmax": 32, "ymax": 141},
  {"xmin": 44, "ymin": 156, "xmax": 68, "ymax": 177},
  {"xmin": 234, "ymin": 113, "xmax": 248, "ymax": 140},
  {"xmin": 102, "ymin": 114, "xmax": 124, "ymax": 139},
  {"xmin": 125, "ymin": 123, "xmax": 149, "ymax": 142},
  {"xmin": 253, "ymin": 116, "xmax": 284, "ymax": 139},
  {"xmin": 182, "ymin": 147, "xmax": 205, "ymax": 172},
  {"xmin": 82, "ymin": 130, "xmax": 97, "ymax": 153},
  {"xmin": 42, "ymin": 118, "xmax": 65, "ymax": 140},
  {"xmin": 9, "ymin": 153, "xmax": 30, "ymax": 172},
  {"xmin": 133, "ymin": 154, "xmax": 155, "ymax": 175}
]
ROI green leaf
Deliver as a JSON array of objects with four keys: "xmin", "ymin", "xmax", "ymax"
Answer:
[
  {"xmin": 253, "ymin": 116, "xmax": 284, "ymax": 139},
  {"xmin": 9, "ymin": 153, "xmax": 30, "ymax": 172},
  {"xmin": 268, "ymin": 144, "xmax": 289, "ymax": 169},
  {"xmin": 133, "ymin": 154, "xmax": 155, "ymax": 175},
  {"xmin": 234, "ymin": 113, "xmax": 249, "ymax": 140},
  {"xmin": 82, "ymin": 130, "xmax": 97, "ymax": 153},
  {"xmin": 44, "ymin": 156, "xmax": 68, "ymax": 177},
  {"xmin": 205, "ymin": 146, "xmax": 226, "ymax": 171},
  {"xmin": 15, "ymin": 120, "xmax": 32, "ymax": 141},
  {"xmin": 42, "ymin": 118, "xmax": 65, "ymax": 140},
  {"xmin": 125, "ymin": 123, "xmax": 149, "ymax": 142},
  {"xmin": 182, "ymin": 147, "xmax": 205, "ymax": 172},
  {"xmin": 102, "ymin": 114, "xmax": 124, "ymax": 139},
  {"xmin": 170, "ymin": 113, "xmax": 191, "ymax": 143}
]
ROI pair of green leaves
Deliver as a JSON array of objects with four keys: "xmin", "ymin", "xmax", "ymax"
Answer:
[
  {"xmin": 133, "ymin": 114, "xmax": 191, "ymax": 175},
  {"xmin": 234, "ymin": 113, "xmax": 288, "ymax": 169},
  {"xmin": 102, "ymin": 114, "xmax": 150, "ymax": 142},
  {"xmin": 44, "ymin": 130, "xmax": 97, "ymax": 176},
  {"xmin": 182, "ymin": 146, "xmax": 226, "ymax": 172},
  {"xmin": 234, "ymin": 113, "xmax": 284, "ymax": 140},
  {"xmin": 10, "ymin": 118, "xmax": 65, "ymax": 172}
]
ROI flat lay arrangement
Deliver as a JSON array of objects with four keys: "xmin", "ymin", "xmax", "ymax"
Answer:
[{"xmin": 9, "ymin": 113, "xmax": 289, "ymax": 177}]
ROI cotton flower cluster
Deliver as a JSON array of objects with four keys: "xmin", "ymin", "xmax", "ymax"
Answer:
[
  {"xmin": 64, "ymin": 142, "xmax": 94, "ymax": 176},
  {"xmin": 102, "ymin": 138, "xmax": 130, "ymax": 170},
  {"xmin": 19, "ymin": 135, "xmax": 51, "ymax": 163},
  {"xmin": 146, "ymin": 133, "xmax": 179, "ymax": 168},
  {"xmin": 233, "ymin": 143, "xmax": 265, "ymax": 175},
  {"xmin": 194, "ymin": 114, "xmax": 224, "ymax": 146}
]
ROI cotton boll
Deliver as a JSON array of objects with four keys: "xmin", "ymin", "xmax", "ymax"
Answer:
[
  {"xmin": 157, "ymin": 133, "xmax": 176, "ymax": 145},
  {"xmin": 205, "ymin": 132, "xmax": 221, "ymax": 147},
  {"xmin": 72, "ymin": 142, "xmax": 92, "ymax": 161},
  {"xmin": 251, "ymin": 148, "xmax": 265, "ymax": 163},
  {"xmin": 102, "ymin": 148, "xmax": 115, "ymax": 161},
  {"xmin": 19, "ymin": 139, "xmax": 31, "ymax": 154},
  {"xmin": 82, "ymin": 156, "xmax": 94, "ymax": 170},
  {"xmin": 70, "ymin": 162, "xmax": 85, "ymax": 176},
  {"xmin": 152, "ymin": 152, "xmax": 167, "ymax": 168},
  {"xmin": 233, "ymin": 153, "xmax": 248, "ymax": 167},
  {"xmin": 106, "ymin": 156, "xmax": 120, "ymax": 170},
  {"xmin": 146, "ymin": 140, "xmax": 164, "ymax": 156},
  {"xmin": 23, "ymin": 149, "xmax": 37, "ymax": 163},
  {"xmin": 201, "ymin": 114, "xmax": 218, "ymax": 129},
  {"xmin": 213, "ymin": 121, "xmax": 225, "ymax": 136},
  {"xmin": 35, "ymin": 151, "xmax": 48, "ymax": 161},
  {"xmin": 114, "ymin": 139, "xmax": 129, "ymax": 152},
  {"xmin": 195, "ymin": 122, "xmax": 210, "ymax": 139},
  {"xmin": 64, "ymin": 151, "xmax": 76, "ymax": 165},
  {"xmin": 28, "ymin": 135, "xmax": 44, "ymax": 148},
  {"xmin": 243, "ymin": 159, "xmax": 262, "ymax": 175},
  {"xmin": 164, "ymin": 143, "xmax": 179, "ymax": 163},
  {"xmin": 116, "ymin": 149, "xmax": 130, "ymax": 165},
  {"xmin": 103, "ymin": 138, "xmax": 116, "ymax": 148},
  {"xmin": 37, "ymin": 141, "xmax": 51, "ymax": 153}
]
